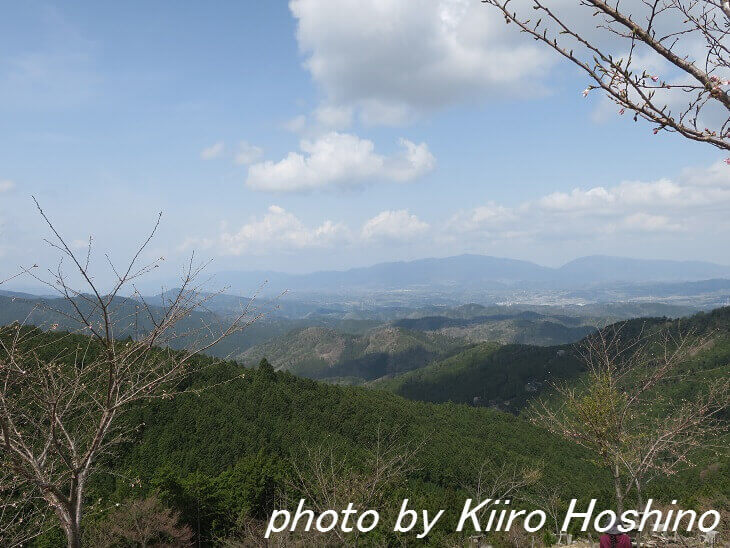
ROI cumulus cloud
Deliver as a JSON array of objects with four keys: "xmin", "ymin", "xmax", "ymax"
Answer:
[
  {"xmin": 679, "ymin": 160, "xmax": 730, "ymax": 188},
  {"xmin": 185, "ymin": 207, "xmax": 431, "ymax": 257},
  {"xmin": 186, "ymin": 161, "xmax": 730, "ymax": 260},
  {"xmin": 245, "ymin": 132, "xmax": 435, "ymax": 192},
  {"xmin": 361, "ymin": 210, "xmax": 429, "ymax": 241},
  {"xmin": 451, "ymin": 162, "xmax": 730, "ymax": 242},
  {"xmin": 622, "ymin": 213, "xmax": 683, "ymax": 233},
  {"xmin": 290, "ymin": 0, "xmax": 554, "ymax": 124},
  {"xmin": 0, "ymin": 180, "xmax": 16, "ymax": 193},
  {"xmin": 289, "ymin": 0, "xmax": 725, "ymax": 129},
  {"xmin": 234, "ymin": 141, "xmax": 263, "ymax": 165},
  {"xmin": 188, "ymin": 205, "xmax": 350, "ymax": 256},
  {"xmin": 201, "ymin": 141, "xmax": 225, "ymax": 160},
  {"xmin": 539, "ymin": 178, "xmax": 729, "ymax": 214},
  {"xmin": 446, "ymin": 202, "xmax": 518, "ymax": 234}
]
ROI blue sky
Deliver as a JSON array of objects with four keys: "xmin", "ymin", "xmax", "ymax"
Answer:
[{"xmin": 1, "ymin": 0, "xmax": 728, "ymax": 290}]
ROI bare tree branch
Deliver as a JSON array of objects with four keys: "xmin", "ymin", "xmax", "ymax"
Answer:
[
  {"xmin": 0, "ymin": 204, "xmax": 259, "ymax": 546},
  {"xmin": 483, "ymin": 0, "xmax": 730, "ymax": 150}
]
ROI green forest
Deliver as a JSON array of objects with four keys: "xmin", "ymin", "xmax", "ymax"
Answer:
[{"xmin": 2, "ymin": 306, "xmax": 726, "ymax": 546}]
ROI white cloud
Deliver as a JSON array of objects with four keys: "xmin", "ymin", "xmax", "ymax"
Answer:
[
  {"xmin": 185, "ymin": 206, "xmax": 433, "ymax": 256},
  {"xmin": 622, "ymin": 213, "xmax": 683, "ymax": 233},
  {"xmin": 192, "ymin": 205, "xmax": 350, "ymax": 256},
  {"xmin": 388, "ymin": 139, "xmax": 436, "ymax": 182},
  {"xmin": 447, "ymin": 160, "xmax": 730, "ymax": 243},
  {"xmin": 245, "ymin": 132, "xmax": 434, "ymax": 192},
  {"xmin": 290, "ymin": 0, "xmax": 554, "ymax": 124},
  {"xmin": 447, "ymin": 202, "xmax": 518, "ymax": 234},
  {"xmin": 201, "ymin": 141, "xmax": 225, "ymax": 160},
  {"xmin": 0, "ymin": 180, "xmax": 16, "ymax": 193},
  {"xmin": 539, "ymin": 178, "xmax": 730, "ymax": 214},
  {"xmin": 234, "ymin": 141, "xmax": 263, "ymax": 165},
  {"xmin": 361, "ymin": 210, "xmax": 429, "ymax": 241},
  {"xmin": 539, "ymin": 186, "xmax": 616, "ymax": 212},
  {"xmin": 186, "ymin": 161, "xmax": 730, "ymax": 261},
  {"xmin": 679, "ymin": 160, "xmax": 730, "ymax": 188},
  {"xmin": 288, "ymin": 0, "xmax": 725, "ymax": 130}
]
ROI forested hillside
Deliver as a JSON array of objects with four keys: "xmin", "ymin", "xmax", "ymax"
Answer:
[
  {"xmin": 27, "ymin": 347, "xmax": 724, "ymax": 546},
  {"xmin": 22, "ymin": 352, "xmax": 608, "ymax": 546},
  {"xmin": 239, "ymin": 325, "xmax": 463, "ymax": 381},
  {"xmin": 378, "ymin": 308, "xmax": 730, "ymax": 413},
  {"xmin": 0, "ymin": 293, "xmax": 377, "ymax": 361},
  {"xmin": 4, "ymin": 309, "xmax": 727, "ymax": 546},
  {"xmin": 4, "ymin": 308, "xmax": 729, "ymax": 546},
  {"xmin": 392, "ymin": 310, "xmax": 596, "ymax": 346},
  {"xmin": 375, "ymin": 343, "xmax": 584, "ymax": 411}
]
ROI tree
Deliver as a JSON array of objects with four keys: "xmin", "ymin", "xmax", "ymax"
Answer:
[
  {"xmin": 462, "ymin": 458, "xmax": 541, "ymax": 528},
  {"xmin": 87, "ymin": 495, "xmax": 194, "ymax": 547},
  {"xmin": 0, "ymin": 468, "xmax": 49, "ymax": 547},
  {"xmin": 483, "ymin": 0, "xmax": 730, "ymax": 150},
  {"xmin": 223, "ymin": 426, "xmax": 418, "ymax": 546},
  {"xmin": 530, "ymin": 321, "xmax": 729, "ymax": 515},
  {"xmin": 0, "ymin": 201, "xmax": 260, "ymax": 547},
  {"xmin": 286, "ymin": 425, "xmax": 419, "ymax": 545},
  {"xmin": 522, "ymin": 483, "xmax": 566, "ymax": 544},
  {"xmin": 257, "ymin": 357, "xmax": 276, "ymax": 381}
]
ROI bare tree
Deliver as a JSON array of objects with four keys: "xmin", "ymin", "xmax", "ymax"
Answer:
[
  {"xmin": 522, "ymin": 483, "xmax": 565, "ymax": 544},
  {"xmin": 224, "ymin": 428, "xmax": 418, "ymax": 547},
  {"xmin": 0, "ymin": 201, "xmax": 260, "ymax": 547},
  {"xmin": 462, "ymin": 458, "xmax": 541, "ymax": 530},
  {"xmin": 223, "ymin": 515, "xmax": 311, "ymax": 548},
  {"xmin": 286, "ymin": 426, "xmax": 419, "ymax": 546},
  {"xmin": 483, "ymin": 0, "xmax": 730, "ymax": 150},
  {"xmin": 0, "ymin": 469, "xmax": 49, "ymax": 547},
  {"xmin": 87, "ymin": 495, "xmax": 194, "ymax": 547},
  {"xmin": 531, "ymin": 322, "xmax": 729, "ymax": 515}
]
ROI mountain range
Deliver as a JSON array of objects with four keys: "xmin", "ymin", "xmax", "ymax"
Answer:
[{"xmin": 210, "ymin": 254, "xmax": 730, "ymax": 295}]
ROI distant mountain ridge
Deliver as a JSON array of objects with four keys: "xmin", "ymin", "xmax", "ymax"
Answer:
[{"xmin": 213, "ymin": 254, "xmax": 730, "ymax": 294}]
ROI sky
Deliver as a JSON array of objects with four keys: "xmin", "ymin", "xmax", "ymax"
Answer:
[{"xmin": 1, "ymin": 0, "xmax": 729, "ymax": 291}]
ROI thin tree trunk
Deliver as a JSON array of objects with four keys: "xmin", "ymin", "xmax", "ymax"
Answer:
[
  {"xmin": 635, "ymin": 477, "xmax": 645, "ymax": 548},
  {"xmin": 613, "ymin": 462, "xmax": 624, "ymax": 516},
  {"xmin": 67, "ymin": 475, "xmax": 85, "ymax": 548}
]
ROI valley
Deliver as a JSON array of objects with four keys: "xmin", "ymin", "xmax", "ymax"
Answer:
[{"xmin": 1, "ymin": 253, "xmax": 729, "ymax": 546}]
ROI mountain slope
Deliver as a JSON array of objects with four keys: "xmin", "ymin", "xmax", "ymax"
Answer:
[
  {"xmin": 0, "ymin": 293, "xmax": 274, "ymax": 358},
  {"xmin": 377, "ymin": 307, "xmax": 730, "ymax": 413},
  {"xmin": 375, "ymin": 342, "xmax": 585, "ymax": 411},
  {"xmin": 110, "ymin": 360, "xmax": 611, "ymax": 543},
  {"xmin": 240, "ymin": 325, "xmax": 462, "ymax": 381},
  {"xmin": 110, "ymin": 351, "xmax": 725, "ymax": 543},
  {"xmin": 393, "ymin": 310, "xmax": 596, "ymax": 346}
]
